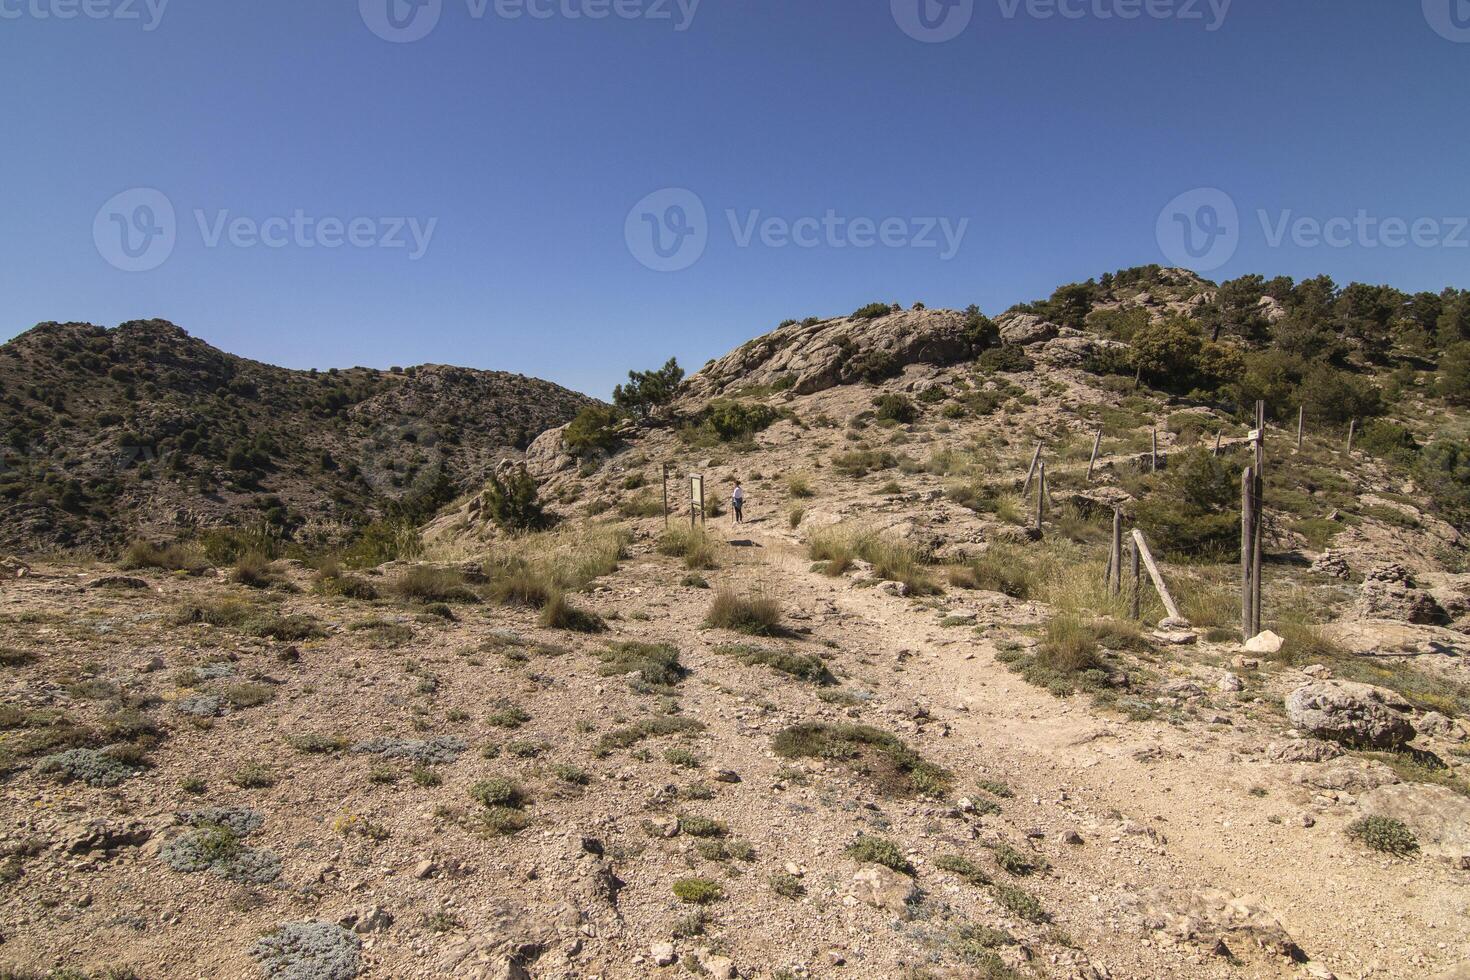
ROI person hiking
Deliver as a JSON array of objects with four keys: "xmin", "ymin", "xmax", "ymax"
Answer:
[{"xmin": 731, "ymin": 481, "xmax": 745, "ymax": 525}]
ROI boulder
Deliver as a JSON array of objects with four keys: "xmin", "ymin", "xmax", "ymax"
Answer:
[
  {"xmin": 1243, "ymin": 630, "xmax": 1284, "ymax": 655},
  {"xmin": 1358, "ymin": 783, "xmax": 1470, "ymax": 865},
  {"xmin": 850, "ymin": 865, "xmax": 918, "ymax": 917},
  {"xmin": 1355, "ymin": 579, "xmax": 1449, "ymax": 625},
  {"xmin": 1266, "ymin": 740, "xmax": 1343, "ymax": 764},
  {"xmin": 995, "ymin": 312, "xmax": 1060, "ymax": 346},
  {"xmin": 523, "ymin": 425, "xmax": 578, "ymax": 480},
  {"xmin": 1126, "ymin": 887, "xmax": 1304, "ymax": 961},
  {"xmin": 1284, "ymin": 681, "xmax": 1416, "ymax": 749}
]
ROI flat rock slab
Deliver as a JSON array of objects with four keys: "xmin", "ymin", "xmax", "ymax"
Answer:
[{"xmin": 1358, "ymin": 783, "xmax": 1470, "ymax": 865}]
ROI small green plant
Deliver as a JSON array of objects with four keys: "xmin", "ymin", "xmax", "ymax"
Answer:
[
  {"xmin": 485, "ymin": 703, "xmax": 531, "ymax": 729},
  {"xmin": 672, "ymin": 877, "xmax": 724, "ymax": 904},
  {"xmin": 470, "ymin": 777, "xmax": 526, "ymax": 809},
  {"xmin": 934, "ymin": 854, "xmax": 991, "ymax": 886},
  {"xmin": 769, "ymin": 872, "xmax": 805, "ymax": 898},
  {"xmin": 845, "ymin": 835, "xmax": 913, "ymax": 874},
  {"xmin": 230, "ymin": 761, "xmax": 277, "ymax": 788},
  {"xmin": 539, "ymin": 590, "xmax": 607, "ymax": 633},
  {"xmin": 664, "ymin": 747, "xmax": 702, "ymax": 769},
  {"xmin": 678, "ymin": 814, "xmax": 728, "ymax": 838},
  {"xmin": 1347, "ymin": 816, "xmax": 1419, "ymax": 856},
  {"xmin": 994, "ymin": 883, "xmax": 1048, "ymax": 923},
  {"xmin": 991, "ymin": 842, "xmax": 1046, "ymax": 876}
]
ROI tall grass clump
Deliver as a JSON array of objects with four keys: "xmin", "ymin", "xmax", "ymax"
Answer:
[
  {"xmin": 704, "ymin": 589, "xmax": 783, "ymax": 635},
  {"xmin": 658, "ymin": 526, "xmax": 718, "ymax": 570}
]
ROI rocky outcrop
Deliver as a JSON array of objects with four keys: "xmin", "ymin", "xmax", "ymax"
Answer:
[
  {"xmin": 1358, "ymin": 784, "xmax": 1470, "ymax": 866},
  {"xmin": 1354, "ymin": 565, "xmax": 1449, "ymax": 625},
  {"xmin": 1285, "ymin": 681, "xmax": 1416, "ymax": 749},
  {"xmin": 849, "ymin": 865, "xmax": 918, "ymax": 917},
  {"xmin": 995, "ymin": 312, "xmax": 1060, "ymax": 346},
  {"xmin": 681, "ymin": 308, "xmax": 976, "ymax": 400}
]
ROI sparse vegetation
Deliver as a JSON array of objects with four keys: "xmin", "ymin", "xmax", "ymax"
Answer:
[{"xmin": 704, "ymin": 589, "xmax": 783, "ymax": 635}]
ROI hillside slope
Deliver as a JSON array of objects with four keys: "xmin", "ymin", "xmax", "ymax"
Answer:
[{"xmin": 0, "ymin": 320, "xmax": 596, "ymax": 552}]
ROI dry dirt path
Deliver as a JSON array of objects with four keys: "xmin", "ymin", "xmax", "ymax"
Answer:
[{"xmin": 718, "ymin": 518, "xmax": 1470, "ymax": 980}]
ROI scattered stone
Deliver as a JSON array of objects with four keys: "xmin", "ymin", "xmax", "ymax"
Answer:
[
  {"xmin": 1243, "ymin": 630, "xmax": 1284, "ymax": 655},
  {"xmin": 340, "ymin": 906, "xmax": 394, "ymax": 934},
  {"xmin": 413, "ymin": 859, "xmax": 438, "ymax": 880},
  {"xmin": 712, "ymin": 770, "xmax": 741, "ymax": 783},
  {"xmin": 1152, "ymin": 630, "xmax": 1197, "ymax": 646},
  {"xmin": 650, "ymin": 942, "xmax": 676, "ymax": 967},
  {"xmin": 1126, "ymin": 887, "xmax": 1305, "ymax": 961},
  {"xmin": 1216, "ymin": 672, "xmax": 1244, "ymax": 693},
  {"xmin": 1285, "ymin": 681, "xmax": 1416, "ymax": 749},
  {"xmin": 1062, "ymin": 830, "xmax": 1085, "ymax": 846},
  {"xmin": 1309, "ymin": 551, "xmax": 1350, "ymax": 579},
  {"xmin": 62, "ymin": 819, "xmax": 152, "ymax": 854}
]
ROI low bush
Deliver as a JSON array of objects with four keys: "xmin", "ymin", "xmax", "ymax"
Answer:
[{"xmin": 704, "ymin": 590, "xmax": 782, "ymax": 635}]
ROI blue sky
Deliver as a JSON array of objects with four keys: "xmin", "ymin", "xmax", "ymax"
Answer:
[{"xmin": 2, "ymin": 0, "xmax": 1467, "ymax": 397}]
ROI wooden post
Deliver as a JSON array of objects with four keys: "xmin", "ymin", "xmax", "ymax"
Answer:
[
  {"xmin": 1129, "ymin": 537, "xmax": 1141, "ymax": 620},
  {"xmin": 1296, "ymin": 405, "xmax": 1304, "ymax": 452},
  {"xmin": 662, "ymin": 463, "xmax": 671, "ymax": 530},
  {"xmin": 1022, "ymin": 442, "xmax": 1042, "ymax": 497},
  {"xmin": 1252, "ymin": 402, "xmax": 1265, "ymax": 638},
  {"xmin": 1346, "ymin": 419, "xmax": 1357, "ymax": 455},
  {"xmin": 1035, "ymin": 461, "xmax": 1047, "ymax": 530},
  {"xmin": 1213, "ymin": 430, "xmax": 1222, "ymax": 457},
  {"xmin": 1150, "ymin": 429, "xmax": 1159, "ymax": 472},
  {"xmin": 1110, "ymin": 510, "xmax": 1123, "ymax": 598},
  {"xmin": 1087, "ymin": 428, "xmax": 1103, "ymax": 482},
  {"xmin": 1132, "ymin": 530, "xmax": 1185, "ymax": 624},
  {"xmin": 1241, "ymin": 466, "xmax": 1256, "ymax": 643}
]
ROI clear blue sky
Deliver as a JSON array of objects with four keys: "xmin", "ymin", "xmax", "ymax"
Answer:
[{"xmin": 2, "ymin": 0, "xmax": 1467, "ymax": 397}]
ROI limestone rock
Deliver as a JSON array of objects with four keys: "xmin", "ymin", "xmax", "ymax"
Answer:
[
  {"xmin": 1358, "ymin": 783, "xmax": 1470, "ymax": 865},
  {"xmin": 1242, "ymin": 630, "xmax": 1284, "ymax": 655},
  {"xmin": 1266, "ymin": 740, "xmax": 1343, "ymax": 764},
  {"xmin": 995, "ymin": 312, "xmax": 1060, "ymax": 346},
  {"xmin": 1285, "ymin": 681, "xmax": 1416, "ymax": 749},
  {"xmin": 850, "ymin": 865, "xmax": 918, "ymax": 917}
]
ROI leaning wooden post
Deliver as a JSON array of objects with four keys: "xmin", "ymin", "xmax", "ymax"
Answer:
[
  {"xmin": 1213, "ymin": 430, "xmax": 1222, "ymax": 457},
  {"xmin": 1129, "ymin": 537, "xmax": 1142, "ymax": 620},
  {"xmin": 1035, "ymin": 461, "xmax": 1047, "ymax": 531},
  {"xmin": 1151, "ymin": 429, "xmax": 1159, "ymax": 472},
  {"xmin": 1346, "ymin": 419, "xmax": 1357, "ymax": 455},
  {"xmin": 1105, "ymin": 514, "xmax": 1117, "ymax": 599},
  {"xmin": 1132, "ymin": 530, "xmax": 1185, "ymax": 625},
  {"xmin": 1087, "ymin": 428, "xmax": 1103, "ymax": 482},
  {"xmin": 1296, "ymin": 405, "xmax": 1304, "ymax": 452},
  {"xmin": 1241, "ymin": 466, "xmax": 1256, "ymax": 643},
  {"xmin": 1022, "ymin": 441, "xmax": 1042, "ymax": 497}
]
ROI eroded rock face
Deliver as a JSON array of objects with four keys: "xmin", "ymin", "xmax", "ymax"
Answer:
[
  {"xmin": 1285, "ymin": 681, "xmax": 1416, "ymax": 749},
  {"xmin": 1356, "ymin": 579, "xmax": 1449, "ymax": 625},
  {"xmin": 524, "ymin": 424, "xmax": 577, "ymax": 481},
  {"xmin": 1358, "ymin": 783, "xmax": 1470, "ymax": 865},
  {"xmin": 681, "ymin": 308, "xmax": 976, "ymax": 400}
]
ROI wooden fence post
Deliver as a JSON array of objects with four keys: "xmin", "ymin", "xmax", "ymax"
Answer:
[
  {"xmin": 1132, "ymin": 530, "xmax": 1185, "ymax": 624},
  {"xmin": 1087, "ymin": 428, "xmax": 1103, "ymax": 482},
  {"xmin": 1022, "ymin": 442, "xmax": 1042, "ymax": 497},
  {"xmin": 1346, "ymin": 419, "xmax": 1357, "ymax": 455},
  {"xmin": 1213, "ymin": 430, "xmax": 1222, "ymax": 457},
  {"xmin": 662, "ymin": 463, "xmax": 671, "ymax": 530},
  {"xmin": 1035, "ymin": 461, "xmax": 1047, "ymax": 530},
  {"xmin": 1151, "ymin": 429, "xmax": 1159, "ymax": 472},
  {"xmin": 1110, "ymin": 510, "xmax": 1123, "ymax": 598},
  {"xmin": 1296, "ymin": 405, "xmax": 1304, "ymax": 452},
  {"xmin": 1241, "ymin": 466, "xmax": 1256, "ymax": 643},
  {"xmin": 1129, "ymin": 537, "xmax": 1141, "ymax": 620}
]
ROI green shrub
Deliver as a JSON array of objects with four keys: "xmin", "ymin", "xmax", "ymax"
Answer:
[
  {"xmin": 392, "ymin": 566, "xmax": 481, "ymax": 604},
  {"xmin": 977, "ymin": 345, "xmax": 1033, "ymax": 374},
  {"xmin": 613, "ymin": 358, "xmax": 684, "ymax": 418},
  {"xmin": 597, "ymin": 642, "xmax": 684, "ymax": 687},
  {"xmin": 852, "ymin": 302, "xmax": 894, "ymax": 320},
  {"xmin": 539, "ymin": 591, "xmax": 606, "ymax": 632},
  {"xmin": 470, "ymin": 777, "xmax": 526, "ymax": 809},
  {"xmin": 771, "ymin": 722, "xmax": 951, "ymax": 797},
  {"xmin": 845, "ymin": 835, "xmax": 912, "ymax": 874},
  {"xmin": 873, "ymin": 393, "xmax": 917, "ymax": 424},
  {"xmin": 564, "ymin": 405, "xmax": 624, "ymax": 456},
  {"xmin": 698, "ymin": 400, "xmax": 780, "ymax": 442},
  {"xmin": 1134, "ymin": 446, "xmax": 1240, "ymax": 557},
  {"xmin": 482, "ymin": 465, "xmax": 547, "ymax": 531},
  {"xmin": 1347, "ymin": 816, "xmax": 1418, "ymax": 856},
  {"xmin": 714, "ymin": 644, "xmax": 833, "ymax": 684},
  {"xmin": 934, "ymin": 854, "xmax": 991, "ymax": 886},
  {"xmin": 672, "ymin": 877, "xmax": 724, "ymax": 904}
]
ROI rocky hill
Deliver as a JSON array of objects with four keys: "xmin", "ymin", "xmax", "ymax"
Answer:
[
  {"xmin": 0, "ymin": 320, "xmax": 596, "ymax": 552},
  {"xmin": 4, "ymin": 269, "xmax": 1470, "ymax": 980}
]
